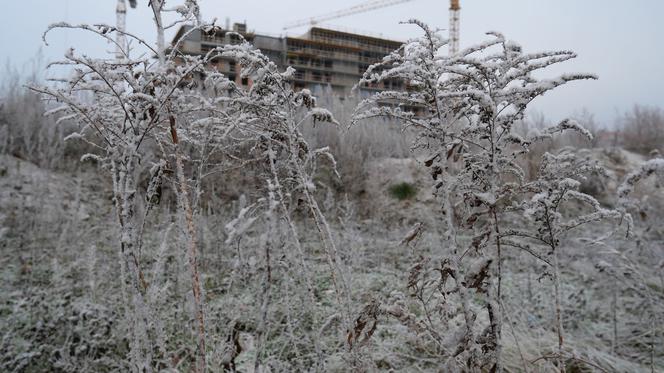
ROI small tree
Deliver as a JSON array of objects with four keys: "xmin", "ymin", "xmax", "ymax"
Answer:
[{"xmin": 353, "ymin": 20, "xmax": 621, "ymax": 371}]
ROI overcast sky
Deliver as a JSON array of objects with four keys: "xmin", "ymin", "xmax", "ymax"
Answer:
[{"xmin": 1, "ymin": 0, "xmax": 662, "ymax": 125}]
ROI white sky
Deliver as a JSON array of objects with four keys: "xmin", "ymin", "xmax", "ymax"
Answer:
[{"xmin": 1, "ymin": 0, "xmax": 663, "ymax": 125}]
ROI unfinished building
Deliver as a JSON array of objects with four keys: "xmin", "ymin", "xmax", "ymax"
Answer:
[{"xmin": 171, "ymin": 23, "xmax": 404, "ymax": 96}]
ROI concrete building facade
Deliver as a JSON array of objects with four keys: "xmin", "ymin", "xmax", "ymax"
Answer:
[{"xmin": 171, "ymin": 23, "xmax": 405, "ymax": 96}]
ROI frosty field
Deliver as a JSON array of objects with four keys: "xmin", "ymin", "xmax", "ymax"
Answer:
[{"xmin": 1, "ymin": 1, "xmax": 664, "ymax": 372}]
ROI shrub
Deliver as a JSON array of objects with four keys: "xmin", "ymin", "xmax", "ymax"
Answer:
[
  {"xmin": 352, "ymin": 19, "xmax": 624, "ymax": 371},
  {"xmin": 29, "ymin": 2, "xmax": 347, "ymax": 371},
  {"xmin": 388, "ymin": 182, "xmax": 417, "ymax": 200},
  {"xmin": 620, "ymin": 104, "xmax": 664, "ymax": 154}
]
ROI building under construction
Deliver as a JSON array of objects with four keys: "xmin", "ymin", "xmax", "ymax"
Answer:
[{"xmin": 171, "ymin": 23, "xmax": 405, "ymax": 96}]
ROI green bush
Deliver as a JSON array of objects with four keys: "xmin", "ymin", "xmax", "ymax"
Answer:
[{"xmin": 388, "ymin": 182, "xmax": 417, "ymax": 200}]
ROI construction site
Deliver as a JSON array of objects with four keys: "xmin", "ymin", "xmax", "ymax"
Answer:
[
  {"xmin": 170, "ymin": 0, "xmax": 461, "ymax": 95},
  {"xmin": 6, "ymin": 0, "xmax": 664, "ymax": 371},
  {"xmin": 171, "ymin": 23, "xmax": 403, "ymax": 96}
]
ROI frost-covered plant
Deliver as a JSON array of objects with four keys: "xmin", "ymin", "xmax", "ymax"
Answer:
[
  {"xmin": 608, "ymin": 157, "xmax": 664, "ymax": 370},
  {"xmin": 620, "ymin": 105, "xmax": 664, "ymax": 155},
  {"xmin": 352, "ymin": 20, "xmax": 618, "ymax": 371},
  {"xmin": 29, "ymin": 1, "xmax": 349, "ymax": 370},
  {"xmin": 506, "ymin": 149, "xmax": 623, "ymax": 370},
  {"xmin": 0, "ymin": 67, "xmax": 75, "ymax": 169},
  {"xmin": 194, "ymin": 35, "xmax": 352, "ymax": 368},
  {"xmin": 29, "ymin": 1, "xmax": 214, "ymax": 370},
  {"xmin": 617, "ymin": 158, "xmax": 664, "ymax": 210}
]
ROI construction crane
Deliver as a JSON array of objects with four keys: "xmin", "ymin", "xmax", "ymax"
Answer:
[
  {"xmin": 449, "ymin": 0, "xmax": 460, "ymax": 55},
  {"xmin": 283, "ymin": 0, "xmax": 415, "ymax": 31},
  {"xmin": 115, "ymin": 0, "xmax": 137, "ymax": 59}
]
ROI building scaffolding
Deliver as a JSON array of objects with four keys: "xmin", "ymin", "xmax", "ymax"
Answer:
[{"xmin": 172, "ymin": 23, "xmax": 404, "ymax": 96}]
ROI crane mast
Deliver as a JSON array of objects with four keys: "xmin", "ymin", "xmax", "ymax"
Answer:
[
  {"xmin": 449, "ymin": 0, "xmax": 460, "ymax": 55},
  {"xmin": 115, "ymin": 0, "xmax": 136, "ymax": 59},
  {"xmin": 116, "ymin": 0, "xmax": 127, "ymax": 59}
]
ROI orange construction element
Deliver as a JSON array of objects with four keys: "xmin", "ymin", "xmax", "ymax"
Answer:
[{"xmin": 450, "ymin": 0, "xmax": 460, "ymax": 10}]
